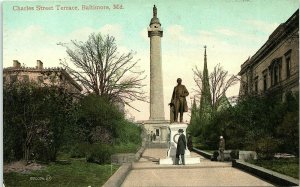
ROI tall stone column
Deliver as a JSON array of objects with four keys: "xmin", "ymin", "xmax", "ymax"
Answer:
[{"xmin": 148, "ymin": 5, "xmax": 165, "ymax": 121}]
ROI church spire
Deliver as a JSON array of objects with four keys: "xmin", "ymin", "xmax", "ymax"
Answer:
[
  {"xmin": 204, "ymin": 45, "xmax": 207, "ymax": 73},
  {"xmin": 199, "ymin": 46, "xmax": 212, "ymax": 117}
]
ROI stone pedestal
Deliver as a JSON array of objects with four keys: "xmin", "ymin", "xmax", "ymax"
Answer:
[
  {"xmin": 141, "ymin": 120, "xmax": 169, "ymax": 143},
  {"xmin": 159, "ymin": 123, "xmax": 200, "ymax": 165}
]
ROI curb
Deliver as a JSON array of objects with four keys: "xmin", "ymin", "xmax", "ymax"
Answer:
[
  {"xmin": 192, "ymin": 148, "xmax": 213, "ymax": 160},
  {"xmin": 135, "ymin": 142, "xmax": 146, "ymax": 161},
  {"xmin": 103, "ymin": 126, "xmax": 147, "ymax": 187},
  {"xmin": 232, "ymin": 159, "xmax": 299, "ymax": 186},
  {"xmin": 102, "ymin": 162, "xmax": 132, "ymax": 187}
]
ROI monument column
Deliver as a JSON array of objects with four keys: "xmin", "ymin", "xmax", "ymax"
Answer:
[{"xmin": 148, "ymin": 5, "xmax": 165, "ymax": 121}]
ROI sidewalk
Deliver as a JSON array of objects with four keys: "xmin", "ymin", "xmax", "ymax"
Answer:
[{"xmin": 121, "ymin": 148, "xmax": 274, "ymax": 186}]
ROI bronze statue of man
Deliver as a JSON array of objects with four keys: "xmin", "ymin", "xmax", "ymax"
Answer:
[{"xmin": 170, "ymin": 78, "xmax": 189, "ymax": 123}]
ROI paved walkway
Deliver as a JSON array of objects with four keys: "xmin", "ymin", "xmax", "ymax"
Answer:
[{"xmin": 121, "ymin": 148, "xmax": 274, "ymax": 186}]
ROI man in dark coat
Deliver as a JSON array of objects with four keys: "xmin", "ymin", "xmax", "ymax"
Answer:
[
  {"xmin": 152, "ymin": 132, "xmax": 156, "ymax": 141},
  {"xmin": 175, "ymin": 129, "xmax": 186, "ymax": 165},
  {"xmin": 219, "ymin": 136, "xmax": 225, "ymax": 161},
  {"xmin": 170, "ymin": 78, "xmax": 189, "ymax": 123}
]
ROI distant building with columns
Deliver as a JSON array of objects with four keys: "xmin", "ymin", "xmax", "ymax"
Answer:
[{"xmin": 238, "ymin": 9, "xmax": 299, "ymax": 99}]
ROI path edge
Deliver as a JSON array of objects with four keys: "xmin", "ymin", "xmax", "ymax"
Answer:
[
  {"xmin": 102, "ymin": 126, "xmax": 147, "ymax": 187},
  {"xmin": 232, "ymin": 159, "xmax": 299, "ymax": 186},
  {"xmin": 193, "ymin": 148, "xmax": 213, "ymax": 159}
]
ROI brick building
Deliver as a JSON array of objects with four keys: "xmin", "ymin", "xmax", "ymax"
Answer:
[
  {"xmin": 238, "ymin": 10, "xmax": 299, "ymax": 99},
  {"xmin": 4, "ymin": 60, "xmax": 82, "ymax": 94}
]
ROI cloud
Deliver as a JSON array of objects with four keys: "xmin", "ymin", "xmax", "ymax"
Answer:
[
  {"xmin": 3, "ymin": 24, "xmax": 124, "ymax": 68},
  {"xmin": 63, "ymin": 24, "xmax": 123, "ymax": 43},
  {"xmin": 99, "ymin": 24, "xmax": 123, "ymax": 39},
  {"xmin": 215, "ymin": 28, "xmax": 238, "ymax": 36},
  {"xmin": 140, "ymin": 28, "xmax": 148, "ymax": 41},
  {"xmin": 244, "ymin": 20, "xmax": 279, "ymax": 34},
  {"xmin": 3, "ymin": 25, "xmax": 65, "ymax": 67},
  {"xmin": 215, "ymin": 27, "xmax": 270, "ymax": 45}
]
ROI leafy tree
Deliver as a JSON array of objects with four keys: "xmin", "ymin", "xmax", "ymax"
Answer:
[
  {"xmin": 202, "ymin": 93, "xmax": 299, "ymax": 159},
  {"xmin": 59, "ymin": 33, "xmax": 146, "ymax": 109},
  {"xmin": 276, "ymin": 92, "xmax": 299, "ymax": 155},
  {"xmin": 72, "ymin": 94, "xmax": 124, "ymax": 145},
  {"xmin": 3, "ymin": 82, "xmax": 74, "ymax": 162}
]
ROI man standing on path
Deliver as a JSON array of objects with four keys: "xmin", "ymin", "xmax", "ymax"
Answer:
[
  {"xmin": 219, "ymin": 136, "xmax": 225, "ymax": 161},
  {"xmin": 152, "ymin": 132, "xmax": 156, "ymax": 141},
  {"xmin": 175, "ymin": 129, "xmax": 186, "ymax": 165},
  {"xmin": 170, "ymin": 78, "xmax": 189, "ymax": 123}
]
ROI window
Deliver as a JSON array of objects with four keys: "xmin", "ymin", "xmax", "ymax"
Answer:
[
  {"xmin": 22, "ymin": 75, "xmax": 29, "ymax": 82},
  {"xmin": 263, "ymin": 70, "xmax": 268, "ymax": 91},
  {"xmin": 286, "ymin": 57, "xmax": 291, "ymax": 78},
  {"xmin": 156, "ymin": 129, "xmax": 159, "ymax": 136},
  {"xmin": 269, "ymin": 58, "xmax": 282, "ymax": 86},
  {"xmin": 254, "ymin": 76, "xmax": 258, "ymax": 93},
  {"xmin": 285, "ymin": 50, "xmax": 292, "ymax": 79},
  {"xmin": 37, "ymin": 76, "xmax": 44, "ymax": 83},
  {"xmin": 274, "ymin": 66, "xmax": 279, "ymax": 85}
]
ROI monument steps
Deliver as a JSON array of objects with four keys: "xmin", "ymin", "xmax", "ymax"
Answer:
[
  {"xmin": 132, "ymin": 163, "xmax": 232, "ymax": 170},
  {"xmin": 146, "ymin": 142, "xmax": 168, "ymax": 148}
]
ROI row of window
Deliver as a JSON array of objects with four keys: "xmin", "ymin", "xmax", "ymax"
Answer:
[
  {"xmin": 253, "ymin": 50, "xmax": 292, "ymax": 92},
  {"xmin": 4, "ymin": 75, "xmax": 44, "ymax": 83}
]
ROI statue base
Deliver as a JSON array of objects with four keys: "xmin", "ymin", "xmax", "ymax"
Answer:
[
  {"xmin": 159, "ymin": 123, "xmax": 200, "ymax": 165},
  {"xmin": 139, "ymin": 120, "xmax": 170, "ymax": 143}
]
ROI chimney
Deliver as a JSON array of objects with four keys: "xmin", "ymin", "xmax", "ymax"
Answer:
[
  {"xmin": 37, "ymin": 60, "xmax": 43, "ymax": 69},
  {"xmin": 13, "ymin": 60, "xmax": 21, "ymax": 68}
]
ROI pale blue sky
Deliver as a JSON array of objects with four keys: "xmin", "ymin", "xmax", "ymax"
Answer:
[{"xmin": 3, "ymin": 0, "xmax": 299, "ymax": 120}]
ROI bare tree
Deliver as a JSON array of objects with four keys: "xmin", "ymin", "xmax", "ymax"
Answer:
[
  {"xmin": 193, "ymin": 63, "xmax": 238, "ymax": 109},
  {"xmin": 59, "ymin": 33, "xmax": 146, "ymax": 109}
]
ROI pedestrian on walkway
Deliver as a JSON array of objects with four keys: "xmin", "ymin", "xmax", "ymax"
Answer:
[
  {"xmin": 152, "ymin": 132, "xmax": 156, "ymax": 141},
  {"xmin": 175, "ymin": 129, "xmax": 186, "ymax": 165},
  {"xmin": 219, "ymin": 136, "xmax": 225, "ymax": 161}
]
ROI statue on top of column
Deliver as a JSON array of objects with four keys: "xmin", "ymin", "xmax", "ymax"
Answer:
[{"xmin": 153, "ymin": 5, "xmax": 157, "ymax": 18}]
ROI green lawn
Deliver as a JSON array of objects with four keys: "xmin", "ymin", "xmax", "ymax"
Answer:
[
  {"xmin": 247, "ymin": 158, "xmax": 299, "ymax": 179},
  {"xmin": 4, "ymin": 159, "xmax": 119, "ymax": 187},
  {"xmin": 4, "ymin": 141, "xmax": 140, "ymax": 186}
]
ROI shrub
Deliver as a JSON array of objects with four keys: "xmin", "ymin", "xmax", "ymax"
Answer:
[
  {"xmin": 70, "ymin": 143, "xmax": 89, "ymax": 158},
  {"xmin": 113, "ymin": 143, "xmax": 140, "ymax": 154},
  {"xmin": 230, "ymin": 150, "xmax": 239, "ymax": 160},
  {"xmin": 3, "ymin": 83, "xmax": 74, "ymax": 163},
  {"xmin": 255, "ymin": 136, "xmax": 281, "ymax": 160},
  {"xmin": 115, "ymin": 121, "xmax": 142, "ymax": 145},
  {"xmin": 74, "ymin": 95, "xmax": 123, "ymax": 144},
  {"xmin": 211, "ymin": 151, "xmax": 219, "ymax": 161},
  {"xmin": 276, "ymin": 111, "xmax": 299, "ymax": 156},
  {"xmin": 86, "ymin": 144, "xmax": 112, "ymax": 164}
]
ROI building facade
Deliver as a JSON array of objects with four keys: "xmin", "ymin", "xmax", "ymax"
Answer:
[
  {"xmin": 4, "ymin": 60, "xmax": 82, "ymax": 94},
  {"xmin": 239, "ymin": 10, "xmax": 299, "ymax": 99}
]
